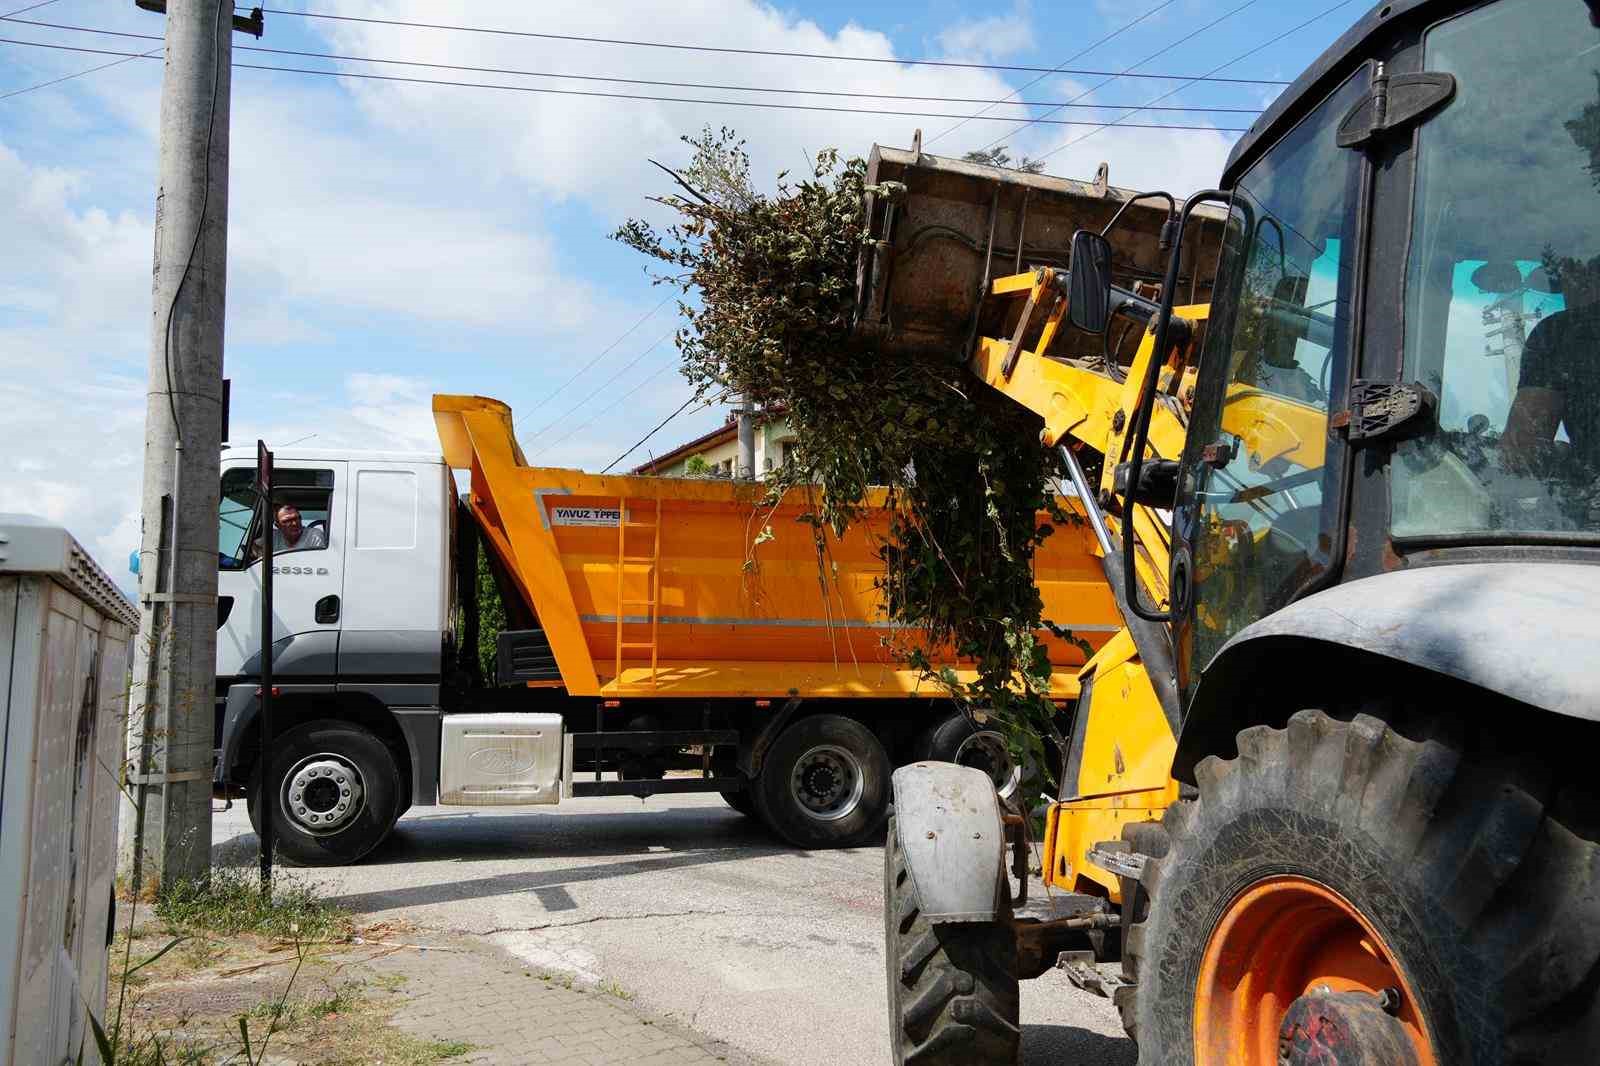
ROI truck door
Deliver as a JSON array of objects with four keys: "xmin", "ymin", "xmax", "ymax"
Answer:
[{"xmin": 216, "ymin": 460, "xmax": 348, "ymax": 679}]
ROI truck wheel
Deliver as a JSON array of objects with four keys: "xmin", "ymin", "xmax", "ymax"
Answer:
[
  {"xmin": 1126, "ymin": 708, "xmax": 1600, "ymax": 1066},
  {"xmin": 754, "ymin": 713, "xmax": 890, "ymax": 849},
  {"xmin": 720, "ymin": 789, "xmax": 756, "ymax": 817},
  {"xmin": 885, "ymin": 813, "xmax": 1020, "ymax": 1064},
  {"xmin": 247, "ymin": 719, "xmax": 402, "ymax": 867},
  {"xmin": 915, "ymin": 711, "xmax": 1024, "ymax": 802}
]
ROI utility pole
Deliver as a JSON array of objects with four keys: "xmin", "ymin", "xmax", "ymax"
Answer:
[
  {"xmin": 119, "ymin": 0, "xmax": 259, "ymax": 893},
  {"xmin": 735, "ymin": 392, "xmax": 756, "ymax": 480}
]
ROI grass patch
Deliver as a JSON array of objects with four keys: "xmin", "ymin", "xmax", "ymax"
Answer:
[{"xmin": 154, "ymin": 866, "xmax": 351, "ymax": 942}]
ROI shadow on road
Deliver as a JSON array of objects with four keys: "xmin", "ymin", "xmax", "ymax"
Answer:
[
  {"xmin": 210, "ymin": 803, "xmax": 883, "ymax": 916},
  {"xmin": 1022, "ymin": 1024, "xmax": 1137, "ymax": 1064}
]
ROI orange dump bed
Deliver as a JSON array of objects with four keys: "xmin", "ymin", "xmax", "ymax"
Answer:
[{"xmin": 435, "ymin": 395, "xmax": 1120, "ymax": 699}]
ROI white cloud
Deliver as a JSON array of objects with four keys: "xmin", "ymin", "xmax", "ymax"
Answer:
[{"xmin": 937, "ymin": 5, "xmax": 1035, "ymax": 61}]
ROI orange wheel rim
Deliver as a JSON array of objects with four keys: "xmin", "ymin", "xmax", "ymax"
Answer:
[{"xmin": 1193, "ymin": 876, "xmax": 1436, "ymax": 1066}]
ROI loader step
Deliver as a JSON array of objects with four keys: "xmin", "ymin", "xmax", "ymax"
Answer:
[
  {"xmin": 1086, "ymin": 844, "xmax": 1147, "ymax": 881},
  {"xmin": 1056, "ymin": 951, "xmax": 1131, "ymax": 999}
]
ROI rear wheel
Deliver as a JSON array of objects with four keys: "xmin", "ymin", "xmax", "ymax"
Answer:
[
  {"xmin": 885, "ymin": 813, "xmax": 1019, "ymax": 1064},
  {"xmin": 754, "ymin": 714, "xmax": 890, "ymax": 849},
  {"xmin": 247, "ymin": 719, "xmax": 402, "ymax": 866},
  {"xmin": 720, "ymin": 788, "xmax": 756, "ymax": 817},
  {"xmin": 915, "ymin": 711, "xmax": 1024, "ymax": 802},
  {"xmin": 1126, "ymin": 708, "xmax": 1600, "ymax": 1065}
]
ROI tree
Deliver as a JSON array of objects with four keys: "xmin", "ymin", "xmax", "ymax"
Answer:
[{"xmin": 962, "ymin": 145, "xmax": 1047, "ymax": 174}]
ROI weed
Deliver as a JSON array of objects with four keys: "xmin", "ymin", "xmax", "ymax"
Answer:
[
  {"xmin": 155, "ymin": 867, "xmax": 351, "ymax": 942},
  {"xmin": 598, "ymin": 978, "xmax": 634, "ymax": 1001}
]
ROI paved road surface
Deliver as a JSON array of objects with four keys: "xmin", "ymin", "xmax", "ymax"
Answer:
[{"xmin": 214, "ymin": 793, "xmax": 1135, "ymax": 1066}]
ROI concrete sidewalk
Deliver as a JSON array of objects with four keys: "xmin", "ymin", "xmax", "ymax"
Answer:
[{"xmin": 366, "ymin": 931, "xmax": 759, "ymax": 1066}]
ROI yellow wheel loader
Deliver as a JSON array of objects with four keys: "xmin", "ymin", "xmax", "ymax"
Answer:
[{"xmin": 881, "ymin": 1, "xmax": 1600, "ymax": 1062}]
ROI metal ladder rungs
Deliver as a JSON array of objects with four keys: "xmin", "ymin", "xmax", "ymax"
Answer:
[
  {"xmin": 621, "ymin": 555, "xmax": 656, "ymax": 564},
  {"xmin": 617, "ymin": 641, "xmax": 657, "ymax": 650},
  {"xmin": 621, "ymin": 598, "xmax": 657, "ymax": 607}
]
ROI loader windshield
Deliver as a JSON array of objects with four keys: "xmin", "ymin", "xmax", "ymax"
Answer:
[{"xmin": 1393, "ymin": 0, "xmax": 1600, "ymax": 541}]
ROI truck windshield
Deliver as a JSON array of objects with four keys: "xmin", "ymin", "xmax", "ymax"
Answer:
[{"xmin": 1393, "ymin": 0, "xmax": 1600, "ymax": 540}]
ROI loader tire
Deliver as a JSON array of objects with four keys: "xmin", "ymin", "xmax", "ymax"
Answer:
[
  {"xmin": 753, "ymin": 713, "xmax": 890, "ymax": 849},
  {"xmin": 1125, "ymin": 708, "xmax": 1600, "ymax": 1065},
  {"xmin": 885, "ymin": 814, "xmax": 1020, "ymax": 1065},
  {"xmin": 247, "ymin": 719, "xmax": 401, "ymax": 867}
]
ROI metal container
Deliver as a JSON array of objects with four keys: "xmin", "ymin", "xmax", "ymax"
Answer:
[
  {"xmin": 854, "ymin": 145, "xmax": 1228, "ymax": 362},
  {"xmin": 1, "ymin": 516, "xmax": 138, "ymax": 1066},
  {"xmin": 438, "ymin": 712, "xmax": 564, "ymax": 805}
]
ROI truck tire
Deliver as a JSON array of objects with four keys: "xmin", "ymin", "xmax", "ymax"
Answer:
[
  {"xmin": 753, "ymin": 713, "xmax": 891, "ymax": 849},
  {"xmin": 720, "ymin": 789, "xmax": 757, "ymax": 817},
  {"xmin": 247, "ymin": 719, "xmax": 403, "ymax": 867},
  {"xmin": 1125, "ymin": 708, "xmax": 1600, "ymax": 1065},
  {"xmin": 885, "ymin": 813, "xmax": 1020, "ymax": 1064},
  {"xmin": 915, "ymin": 711, "xmax": 1024, "ymax": 802}
]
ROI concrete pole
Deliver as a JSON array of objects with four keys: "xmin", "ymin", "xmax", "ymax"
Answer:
[
  {"xmin": 119, "ymin": 0, "xmax": 232, "ymax": 894},
  {"xmin": 735, "ymin": 393, "xmax": 755, "ymax": 480}
]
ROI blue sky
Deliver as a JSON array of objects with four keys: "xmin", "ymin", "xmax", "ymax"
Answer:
[{"xmin": 0, "ymin": 0, "xmax": 1369, "ymax": 577}]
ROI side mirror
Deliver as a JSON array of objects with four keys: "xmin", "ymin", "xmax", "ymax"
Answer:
[{"xmin": 1067, "ymin": 230, "xmax": 1113, "ymax": 334}]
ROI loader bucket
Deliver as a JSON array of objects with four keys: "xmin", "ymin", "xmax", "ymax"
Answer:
[{"xmin": 854, "ymin": 145, "xmax": 1228, "ymax": 362}]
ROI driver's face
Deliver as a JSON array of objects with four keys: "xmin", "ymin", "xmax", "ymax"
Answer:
[{"xmin": 276, "ymin": 506, "xmax": 302, "ymax": 537}]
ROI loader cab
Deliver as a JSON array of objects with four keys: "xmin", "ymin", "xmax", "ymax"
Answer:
[{"xmin": 1100, "ymin": 0, "xmax": 1600, "ymax": 702}]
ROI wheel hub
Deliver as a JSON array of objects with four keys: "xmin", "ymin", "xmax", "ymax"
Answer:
[
  {"xmin": 1194, "ymin": 876, "xmax": 1435, "ymax": 1066},
  {"xmin": 1278, "ymin": 990, "xmax": 1419, "ymax": 1066},
  {"xmin": 789, "ymin": 744, "xmax": 864, "ymax": 821},
  {"xmin": 953, "ymin": 729, "xmax": 1022, "ymax": 799},
  {"xmin": 282, "ymin": 754, "xmax": 365, "ymax": 834}
]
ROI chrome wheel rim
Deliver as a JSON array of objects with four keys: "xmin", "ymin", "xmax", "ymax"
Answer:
[
  {"xmin": 954, "ymin": 729, "xmax": 1022, "ymax": 800},
  {"xmin": 280, "ymin": 753, "xmax": 365, "ymax": 835},
  {"xmin": 790, "ymin": 743, "xmax": 865, "ymax": 822}
]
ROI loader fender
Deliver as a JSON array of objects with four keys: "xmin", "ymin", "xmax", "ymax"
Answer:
[
  {"xmin": 889, "ymin": 762, "xmax": 1007, "ymax": 924},
  {"xmin": 1176, "ymin": 562, "xmax": 1600, "ymax": 778}
]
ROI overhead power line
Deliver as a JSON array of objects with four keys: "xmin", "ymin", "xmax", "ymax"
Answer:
[
  {"xmin": 0, "ymin": 0, "xmax": 59, "ymax": 17},
  {"xmin": 0, "ymin": 44, "xmax": 152, "ymax": 100},
  {"xmin": 0, "ymin": 37, "xmax": 1258, "ymax": 131},
  {"xmin": 0, "ymin": 21, "xmax": 1267, "ymax": 115},
  {"xmin": 923, "ymin": 0, "xmax": 1177, "ymax": 149},
  {"xmin": 976, "ymin": 0, "xmax": 1261, "ymax": 154},
  {"xmin": 1034, "ymin": 0, "xmax": 1359, "ymax": 163},
  {"xmin": 258, "ymin": 7, "xmax": 1292, "ymax": 86},
  {"xmin": 514, "ymin": 294, "xmax": 673, "ymax": 428},
  {"xmin": 600, "ymin": 388, "xmax": 725, "ymax": 474},
  {"xmin": 523, "ymin": 330, "xmax": 677, "ymax": 448}
]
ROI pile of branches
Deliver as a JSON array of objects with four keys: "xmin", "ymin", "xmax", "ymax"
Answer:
[{"xmin": 614, "ymin": 128, "xmax": 1070, "ymax": 790}]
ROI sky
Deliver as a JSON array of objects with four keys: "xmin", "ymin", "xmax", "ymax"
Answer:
[{"xmin": 0, "ymin": 0, "xmax": 1372, "ymax": 583}]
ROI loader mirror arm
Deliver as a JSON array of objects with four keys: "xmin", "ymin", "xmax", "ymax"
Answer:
[{"xmin": 1121, "ymin": 189, "xmax": 1234, "ymax": 624}]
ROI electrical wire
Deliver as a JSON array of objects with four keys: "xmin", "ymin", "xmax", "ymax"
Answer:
[
  {"xmin": 513, "ymin": 294, "xmax": 672, "ymax": 428},
  {"xmin": 1032, "ymin": 0, "xmax": 1359, "ymax": 163},
  {"xmin": 0, "ymin": 44, "xmax": 153, "ymax": 100},
  {"xmin": 974, "ymin": 0, "xmax": 1261, "ymax": 155},
  {"xmin": 0, "ymin": 0, "xmax": 59, "ymax": 17},
  {"xmin": 0, "ymin": 37, "xmax": 1264, "ymax": 131},
  {"xmin": 0, "ymin": 36, "xmax": 1259, "ymax": 131},
  {"xmin": 600, "ymin": 388, "xmax": 721, "ymax": 474},
  {"xmin": 922, "ymin": 0, "xmax": 1177, "ymax": 149},
  {"xmin": 258, "ymin": 7, "xmax": 1292, "ymax": 86},
  {"xmin": 539, "ymin": 361, "xmax": 685, "ymax": 462},
  {"xmin": 1, "ymin": 18, "xmax": 1268, "ymax": 114},
  {"xmin": 523, "ymin": 330, "xmax": 677, "ymax": 448}
]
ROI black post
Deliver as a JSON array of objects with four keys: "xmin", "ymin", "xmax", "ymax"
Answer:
[{"xmin": 256, "ymin": 440, "xmax": 274, "ymax": 895}]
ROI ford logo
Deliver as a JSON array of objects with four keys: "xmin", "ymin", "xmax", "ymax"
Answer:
[{"xmin": 468, "ymin": 745, "xmax": 538, "ymax": 776}]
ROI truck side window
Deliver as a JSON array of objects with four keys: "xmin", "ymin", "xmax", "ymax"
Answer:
[{"xmin": 218, "ymin": 468, "xmax": 257, "ymax": 570}]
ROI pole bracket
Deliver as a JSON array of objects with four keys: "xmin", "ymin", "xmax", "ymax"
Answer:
[
  {"xmin": 141, "ymin": 592, "xmax": 213, "ymax": 605},
  {"xmin": 127, "ymin": 769, "xmax": 211, "ymax": 784},
  {"xmin": 133, "ymin": 1, "xmax": 265, "ymax": 38}
]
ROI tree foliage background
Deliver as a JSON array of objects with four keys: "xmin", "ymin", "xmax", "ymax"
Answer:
[{"xmin": 615, "ymin": 128, "xmax": 1071, "ymax": 790}]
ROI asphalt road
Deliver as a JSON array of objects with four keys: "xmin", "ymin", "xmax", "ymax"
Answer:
[{"xmin": 213, "ymin": 793, "xmax": 1136, "ymax": 1066}]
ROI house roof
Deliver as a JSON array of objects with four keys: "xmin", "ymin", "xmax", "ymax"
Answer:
[{"xmin": 632, "ymin": 404, "xmax": 790, "ymax": 475}]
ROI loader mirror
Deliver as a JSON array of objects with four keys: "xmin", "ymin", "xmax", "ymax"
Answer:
[{"xmin": 1067, "ymin": 230, "xmax": 1113, "ymax": 335}]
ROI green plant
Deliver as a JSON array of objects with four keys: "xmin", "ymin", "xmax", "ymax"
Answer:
[
  {"xmin": 615, "ymin": 127, "xmax": 1070, "ymax": 790},
  {"xmin": 154, "ymin": 866, "xmax": 350, "ymax": 943}
]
